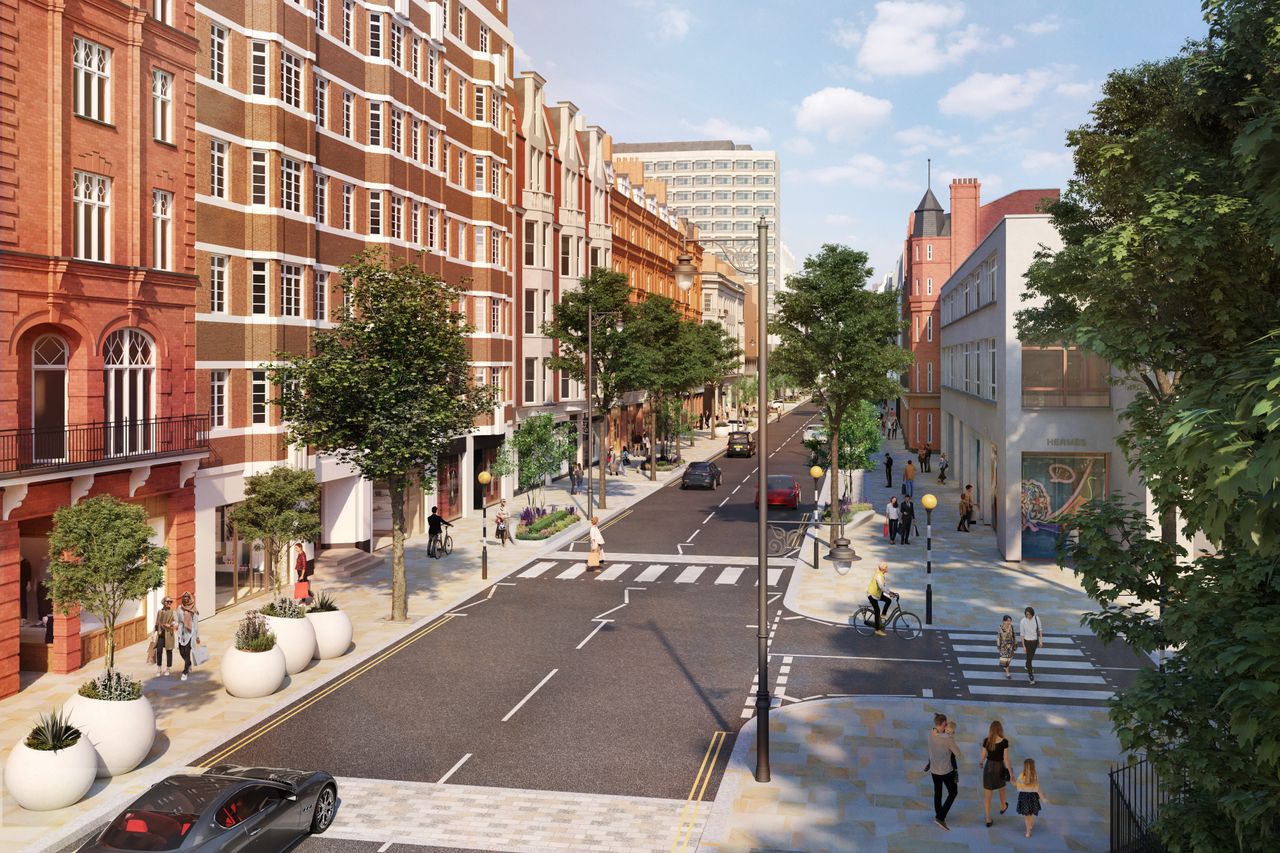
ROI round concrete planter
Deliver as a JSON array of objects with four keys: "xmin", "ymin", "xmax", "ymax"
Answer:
[
  {"xmin": 306, "ymin": 610, "xmax": 353, "ymax": 660},
  {"xmin": 220, "ymin": 644, "xmax": 286, "ymax": 699},
  {"xmin": 263, "ymin": 615, "xmax": 316, "ymax": 674},
  {"xmin": 4, "ymin": 735, "xmax": 97, "ymax": 811},
  {"xmin": 713, "ymin": 426, "xmax": 730, "ymax": 438},
  {"xmin": 62, "ymin": 692, "xmax": 155, "ymax": 777}
]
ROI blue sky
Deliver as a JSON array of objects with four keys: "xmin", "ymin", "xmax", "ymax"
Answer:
[{"xmin": 510, "ymin": 0, "xmax": 1209, "ymax": 282}]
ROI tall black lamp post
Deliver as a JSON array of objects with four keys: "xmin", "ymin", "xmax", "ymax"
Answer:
[
  {"xmin": 921, "ymin": 492, "xmax": 936, "ymax": 624},
  {"xmin": 477, "ymin": 470, "xmax": 492, "ymax": 580}
]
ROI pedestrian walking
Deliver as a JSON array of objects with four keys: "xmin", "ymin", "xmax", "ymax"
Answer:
[
  {"xmin": 899, "ymin": 496, "xmax": 915, "ymax": 545},
  {"xmin": 917, "ymin": 444, "xmax": 927, "ymax": 473},
  {"xmin": 1020, "ymin": 607, "xmax": 1043, "ymax": 684},
  {"xmin": 495, "ymin": 499, "xmax": 510, "ymax": 546},
  {"xmin": 937, "ymin": 452, "xmax": 949, "ymax": 485},
  {"xmin": 588, "ymin": 515, "xmax": 605, "ymax": 571},
  {"xmin": 176, "ymin": 591, "xmax": 200, "ymax": 681},
  {"xmin": 903, "ymin": 459, "xmax": 916, "ymax": 497},
  {"xmin": 570, "ymin": 462, "xmax": 581, "ymax": 495},
  {"xmin": 886, "ymin": 496, "xmax": 900, "ymax": 544},
  {"xmin": 293, "ymin": 542, "xmax": 313, "ymax": 603},
  {"xmin": 928, "ymin": 713, "xmax": 963, "ymax": 830},
  {"xmin": 997, "ymin": 615, "xmax": 1016, "ymax": 679},
  {"xmin": 923, "ymin": 719, "xmax": 959, "ymax": 773},
  {"xmin": 620, "ymin": 447, "xmax": 630, "ymax": 475},
  {"xmin": 865, "ymin": 562, "xmax": 895, "ymax": 637},
  {"xmin": 958, "ymin": 486, "xmax": 973, "ymax": 532},
  {"xmin": 980, "ymin": 720, "xmax": 1012, "ymax": 826},
  {"xmin": 154, "ymin": 596, "xmax": 176, "ymax": 676},
  {"xmin": 884, "ymin": 453, "xmax": 894, "ymax": 488},
  {"xmin": 923, "ymin": 444, "xmax": 932, "ymax": 473},
  {"xmin": 1015, "ymin": 758, "xmax": 1046, "ymax": 837}
]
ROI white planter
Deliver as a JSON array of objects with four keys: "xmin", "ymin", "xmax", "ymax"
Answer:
[
  {"xmin": 62, "ymin": 693, "xmax": 155, "ymax": 778},
  {"xmin": 263, "ymin": 615, "xmax": 316, "ymax": 674},
  {"xmin": 306, "ymin": 610, "xmax": 353, "ymax": 660},
  {"xmin": 220, "ymin": 645, "xmax": 286, "ymax": 699},
  {"xmin": 4, "ymin": 735, "xmax": 97, "ymax": 811},
  {"xmin": 714, "ymin": 426, "xmax": 730, "ymax": 437}
]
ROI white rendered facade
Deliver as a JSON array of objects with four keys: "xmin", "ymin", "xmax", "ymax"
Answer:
[{"xmin": 938, "ymin": 215, "xmax": 1148, "ymax": 562}]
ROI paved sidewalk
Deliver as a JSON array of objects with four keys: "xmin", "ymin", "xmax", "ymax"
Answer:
[
  {"xmin": 698, "ymin": 695, "xmax": 1117, "ymax": 852},
  {"xmin": 787, "ymin": 436, "xmax": 1118, "ymax": 636},
  {"xmin": 0, "ymin": 421, "xmax": 744, "ymax": 853}
]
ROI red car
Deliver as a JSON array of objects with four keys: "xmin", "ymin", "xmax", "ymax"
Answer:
[{"xmin": 755, "ymin": 474, "xmax": 801, "ymax": 510}]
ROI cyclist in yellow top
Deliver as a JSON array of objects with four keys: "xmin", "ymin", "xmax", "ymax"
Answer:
[{"xmin": 867, "ymin": 562, "xmax": 897, "ymax": 636}]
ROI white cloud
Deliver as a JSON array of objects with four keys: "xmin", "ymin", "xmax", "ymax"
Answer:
[
  {"xmin": 1021, "ymin": 149, "xmax": 1073, "ymax": 174},
  {"xmin": 938, "ymin": 70, "xmax": 1053, "ymax": 118},
  {"xmin": 1055, "ymin": 81, "xmax": 1097, "ymax": 99},
  {"xmin": 687, "ymin": 117, "xmax": 770, "ymax": 145},
  {"xmin": 894, "ymin": 124, "xmax": 961, "ymax": 155},
  {"xmin": 800, "ymin": 153, "xmax": 913, "ymax": 189},
  {"xmin": 657, "ymin": 6, "xmax": 691, "ymax": 41},
  {"xmin": 795, "ymin": 87, "xmax": 893, "ymax": 142},
  {"xmin": 833, "ymin": 18, "xmax": 862, "ymax": 49},
  {"xmin": 855, "ymin": 2, "xmax": 987, "ymax": 76},
  {"xmin": 784, "ymin": 137, "xmax": 815, "ymax": 156},
  {"xmin": 1017, "ymin": 15, "xmax": 1062, "ymax": 35}
]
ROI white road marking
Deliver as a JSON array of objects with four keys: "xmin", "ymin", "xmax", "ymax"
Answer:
[
  {"xmin": 502, "ymin": 669, "xmax": 558, "ymax": 722},
  {"xmin": 715, "ymin": 566, "xmax": 744, "ymax": 584},
  {"xmin": 519, "ymin": 561, "xmax": 556, "ymax": 578},
  {"xmin": 703, "ymin": 512, "xmax": 716, "ymax": 525},
  {"xmin": 685, "ymin": 528, "xmax": 701, "ymax": 542},
  {"xmin": 624, "ymin": 587, "xmax": 644, "ymax": 604},
  {"xmin": 955, "ymin": 656, "xmax": 1097, "ymax": 669},
  {"xmin": 675, "ymin": 565, "xmax": 706, "ymax": 583},
  {"xmin": 437, "ymin": 753, "xmax": 472, "ymax": 784},
  {"xmin": 378, "ymin": 843, "xmax": 394, "ymax": 852},
  {"xmin": 594, "ymin": 601, "xmax": 629, "ymax": 619},
  {"xmin": 967, "ymin": 684, "xmax": 1115, "ymax": 700},
  {"xmin": 953, "ymin": 644, "xmax": 1084, "ymax": 657},
  {"xmin": 771, "ymin": 652, "xmax": 944, "ymax": 664},
  {"xmin": 449, "ymin": 598, "xmax": 488, "ymax": 611},
  {"xmin": 576, "ymin": 620, "xmax": 612, "ymax": 650},
  {"xmin": 767, "ymin": 568, "xmax": 783, "ymax": 586},
  {"xmin": 594, "ymin": 563, "xmax": 630, "ymax": 581},
  {"xmin": 949, "ymin": 632, "xmax": 1075, "ymax": 645},
  {"xmin": 635, "ymin": 564, "xmax": 669, "ymax": 582},
  {"xmin": 961, "ymin": 670, "xmax": 1107, "ymax": 685},
  {"xmin": 556, "ymin": 563, "xmax": 588, "ymax": 580},
  {"xmin": 922, "ymin": 688, "xmax": 933, "ymax": 698},
  {"xmin": 782, "ymin": 615, "xmax": 804, "ymax": 620},
  {"xmin": 768, "ymin": 593, "xmax": 782, "ymax": 604},
  {"xmin": 719, "ymin": 496, "xmax": 731, "ymax": 506}
]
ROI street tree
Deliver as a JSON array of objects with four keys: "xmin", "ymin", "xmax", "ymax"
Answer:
[
  {"xmin": 492, "ymin": 414, "xmax": 577, "ymax": 507},
  {"xmin": 228, "ymin": 466, "xmax": 321, "ymax": 599},
  {"xmin": 803, "ymin": 400, "xmax": 881, "ymax": 498},
  {"xmin": 543, "ymin": 268, "xmax": 635, "ymax": 509},
  {"xmin": 46, "ymin": 496, "xmax": 169, "ymax": 670},
  {"xmin": 773, "ymin": 244, "xmax": 912, "ymax": 541},
  {"xmin": 271, "ymin": 251, "xmax": 493, "ymax": 621}
]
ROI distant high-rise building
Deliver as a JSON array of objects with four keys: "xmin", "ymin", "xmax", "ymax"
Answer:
[{"xmin": 611, "ymin": 140, "xmax": 782, "ymax": 315}]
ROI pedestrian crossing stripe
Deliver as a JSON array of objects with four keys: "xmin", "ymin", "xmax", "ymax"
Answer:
[
  {"xmin": 967, "ymin": 684, "xmax": 1114, "ymax": 701},
  {"xmin": 675, "ymin": 566, "xmax": 706, "ymax": 583},
  {"xmin": 960, "ymin": 670, "xmax": 1106, "ymax": 685},
  {"xmin": 715, "ymin": 567, "xmax": 744, "ymax": 585},
  {"xmin": 518, "ymin": 561, "xmax": 556, "ymax": 578},
  {"xmin": 595, "ymin": 563, "xmax": 631, "ymax": 581},
  {"xmin": 556, "ymin": 563, "xmax": 587, "ymax": 580},
  {"xmin": 951, "ymin": 644, "xmax": 1085, "ymax": 657},
  {"xmin": 948, "ymin": 631, "xmax": 1074, "ymax": 646},
  {"xmin": 767, "ymin": 568, "xmax": 782, "ymax": 586},
  {"xmin": 511, "ymin": 560, "xmax": 787, "ymax": 588},
  {"xmin": 955, "ymin": 656, "xmax": 1097, "ymax": 669},
  {"xmin": 636, "ymin": 564, "xmax": 668, "ymax": 582}
]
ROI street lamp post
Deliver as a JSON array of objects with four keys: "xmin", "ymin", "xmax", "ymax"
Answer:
[
  {"xmin": 921, "ymin": 493, "xmax": 936, "ymax": 625},
  {"xmin": 809, "ymin": 465, "xmax": 823, "ymax": 508},
  {"xmin": 477, "ymin": 470, "xmax": 493, "ymax": 580}
]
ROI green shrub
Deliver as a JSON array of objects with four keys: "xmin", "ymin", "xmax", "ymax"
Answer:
[
  {"xmin": 235, "ymin": 611, "xmax": 276, "ymax": 652},
  {"xmin": 308, "ymin": 590, "xmax": 339, "ymax": 612},
  {"xmin": 78, "ymin": 669, "xmax": 142, "ymax": 701},
  {"xmin": 261, "ymin": 596, "xmax": 305, "ymax": 618},
  {"xmin": 516, "ymin": 509, "xmax": 581, "ymax": 540},
  {"xmin": 25, "ymin": 711, "xmax": 82, "ymax": 752}
]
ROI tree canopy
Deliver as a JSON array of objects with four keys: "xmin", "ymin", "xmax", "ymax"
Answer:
[
  {"xmin": 229, "ymin": 466, "xmax": 321, "ymax": 599},
  {"xmin": 493, "ymin": 414, "xmax": 577, "ymax": 506}
]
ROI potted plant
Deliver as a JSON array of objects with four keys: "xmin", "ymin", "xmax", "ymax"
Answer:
[
  {"xmin": 63, "ymin": 669, "xmax": 154, "ymax": 778},
  {"xmin": 260, "ymin": 596, "xmax": 316, "ymax": 674},
  {"xmin": 45, "ymin": 495, "xmax": 166, "ymax": 779},
  {"xmin": 305, "ymin": 591, "xmax": 353, "ymax": 660},
  {"xmin": 221, "ymin": 612, "xmax": 286, "ymax": 698},
  {"xmin": 4, "ymin": 711, "xmax": 97, "ymax": 811}
]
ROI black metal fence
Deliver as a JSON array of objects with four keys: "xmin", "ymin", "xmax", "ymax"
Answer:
[
  {"xmin": 1110, "ymin": 757, "xmax": 1168, "ymax": 853},
  {"xmin": 0, "ymin": 415, "xmax": 209, "ymax": 476}
]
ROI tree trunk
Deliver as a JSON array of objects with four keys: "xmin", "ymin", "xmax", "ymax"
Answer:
[
  {"xmin": 598, "ymin": 412, "xmax": 608, "ymax": 510},
  {"xmin": 104, "ymin": 613, "xmax": 116, "ymax": 670},
  {"xmin": 389, "ymin": 473, "xmax": 408, "ymax": 621},
  {"xmin": 649, "ymin": 400, "xmax": 657, "ymax": 481},
  {"xmin": 828, "ymin": 420, "xmax": 842, "ymax": 544}
]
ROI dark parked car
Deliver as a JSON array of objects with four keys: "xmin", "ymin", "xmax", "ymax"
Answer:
[
  {"xmin": 78, "ymin": 765, "xmax": 337, "ymax": 852},
  {"xmin": 726, "ymin": 431, "xmax": 755, "ymax": 457},
  {"xmin": 755, "ymin": 474, "xmax": 802, "ymax": 510},
  {"xmin": 681, "ymin": 460, "xmax": 723, "ymax": 490}
]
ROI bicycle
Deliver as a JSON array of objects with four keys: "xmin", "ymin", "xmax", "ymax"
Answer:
[
  {"xmin": 428, "ymin": 531, "xmax": 454, "ymax": 558},
  {"xmin": 852, "ymin": 593, "xmax": 923, "ymax": 640}
]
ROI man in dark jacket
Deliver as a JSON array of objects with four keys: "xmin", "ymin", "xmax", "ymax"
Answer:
[
  {"xmin": 884, "ymin": 454, "xmax": 894, "ymax": 488},
  {"xmin": 899, "ymin": 496, "xmax": 916, "ymax": 545}
]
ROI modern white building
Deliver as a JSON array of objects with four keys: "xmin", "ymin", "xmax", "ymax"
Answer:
[
  {"xmin": 699, "ymin": 255, "xmax": 748, "ymax": 414},
  {"xmin": 609, "ymin": 140, "xmax": 782, "ymax": 315},
  {"xmin": 938, "ymin": 214, "xmax": 1148, "ymax": 562}
]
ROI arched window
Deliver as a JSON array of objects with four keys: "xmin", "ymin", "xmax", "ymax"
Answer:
[
  {"xmin": 103, "ymin": 329, "xmax": 155, "ymax": 455},
  {"xmin": 32, "ymin": 335, "xmax": 68, "ymax": 461}
]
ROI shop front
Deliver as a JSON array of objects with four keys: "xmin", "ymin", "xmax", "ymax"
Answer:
[
  {"xmin": 436, "ymin": 439, "xmax": 465, "ymax": 520},
  {"xmin": 212, "ymin": 502, "xmax": 269, "ymax": 611},
  {"xmin": 1019, "ymin": 453, "xmax": 1109, "ymax": 559}
]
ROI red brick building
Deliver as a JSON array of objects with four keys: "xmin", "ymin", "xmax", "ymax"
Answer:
[
  {"xmin": 899, "ymin": 180, "xmax": 1057, "ymax": 452},
  {"xmin": 0, "ymin": 0, "xmax": 204, "ymax": 695}
]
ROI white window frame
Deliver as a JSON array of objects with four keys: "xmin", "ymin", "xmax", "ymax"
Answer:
[
  {"xmin": 390, "ymin": 21, "xmax": 402, "ymax": 67},
  {"xmin": 250, "ymin": 150, "xmax": 269, "ymax": 205},
  {"xmin": 282, "ymin": 51, "xmax": 302, "ymax": 109},
  {"xmin": 281, "ymin": 264, "xmax": 302, "ymax": 317},
  {"xmin": 317, "ymin": 0, "xmax": 326, "ymax": 33},
  {"xmin": 389, "ymin": 108, "xmax": 402, "ymax": 153},
  {"xmin": 369, "ymin": 12, "xmax": 382, "ymax": 58},
  {"xmin": 151, "ymin": 68, "xmax": 172, "ymax": 143},
  {"xmin": 152, "ymin": 0, "xmax": 170, "ymax": 24},
  {"xmin": 427, "ymin": 49, "xmax": 437, "ymax": 89},
  {"xmin": 479, "ymin": 24, "xmax": 489, "ymax": 52},
  {"xmin": 251, "ymin": 260, "xmax": 268, "ymax": 314},
  {"xmin": 342, "ymin": 91, "xmax": 353, "ymax": 137},
  {"xmin": 410, "ymin": 200, "xmax": 420, "ymax": 244},
  {"xmin": 209, "ymin": 25, "xmax": 226, "ymax": 84},
  {"xmin": 209, "ymin": 138, "xmax": 226, "ymax": 198},
  {"xmin": 209, "ymin": 254, "xmax": 227, "ymax": 313},
  {"xmin": 389, "ymin": 194, "xmax": 402, "ymax": 239},
  {"xmin": 281, "ymin": 157, "xmax": 302, "ymax": 213},
  {"xmin": 342, "ymin": 0, "xmax": 353, "ymax": 46},
  {"xmin": 314, "ymin": 270, "xmax": 327, "ymax": 321},
  {"xmin": 73, "ymin": 37, "xmax": 112, "ymax": 123},
  {"xmin": 72, "ymin": 170, "xmax": 111, "ymax": 262},
  {"xmin": 315, "ymin": 78, "xmax": 327, "ymax": 127},
  {"xmin": 251, "ymin": 371, "xmax": 269, "ymax": 425},
  {"xmin": 210, "ymin": 370, "xmax": 227, "ymax": 428},
  {"xmin": 369, "ymin": 190, "xmax": 381, "ymax": 235},
  {"xmin": 427, "ymin": 207, "xmax": 437, "ymax": 249},
  {"xmin": 315, "ymin": 173, "xmax": 327, "ymax": 223},
  {"xmin": 369, "ymin": 101, "xmax": 381, "ymax": 146},
  {"xmin": 250, "ymin": 41, "xmax": 268, "ymax": 96},
  {"xmin": 151, "ymin": 189, "xmax": 172, "ymax": 270},
  {"xmin": 343, "ymin": 184, "xmax": 353, "ymax": 230}
]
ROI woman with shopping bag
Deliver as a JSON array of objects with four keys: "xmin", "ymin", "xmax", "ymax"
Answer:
[{"xmin": 588, "ymin": 516, "xmax": 605, "ymax": 571}]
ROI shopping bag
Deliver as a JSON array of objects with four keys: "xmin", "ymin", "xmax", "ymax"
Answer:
[
  {"xmin": 145, "ymin": 635, "xmax": 157, "ymax": 665},
  {"xmin": 587, "ymin": 547, "xmax": 602, "ymax": 568},
  {"xmin": 294, "ymin": 580, "xmax": 311, "ymax": 600},
  {"xmin": 192, "ymin": 643, "xmax": 210, "ymax": 667},
  {"xmin": 883, "ymin": 521, "xmax": 889, "ymax": 538}
]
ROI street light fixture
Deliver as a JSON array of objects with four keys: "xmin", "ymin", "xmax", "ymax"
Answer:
[
  {"xmin": 921, "ymin": 492, "xmax": 937, "ymax": 624},
  {"xmin": 673, "ymin": 251, "xmax": 698, "ymax": 293},
  {"xmin": 809, "ymin": 465, "xmax": 823, "ymax": 507},
  {"xmin": 824, "ymin": 537, "xmax": 858, "ymax": 574},
  {"xmin": 477, "ymin": 470, "xmax": 493, "ymax": 580}
]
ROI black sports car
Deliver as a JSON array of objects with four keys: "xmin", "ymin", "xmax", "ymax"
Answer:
[
  {"xmin": 78, "ymin": 765, "xmax": 337, "ymax": 852},
  {"xmin": 681, "ymin": 460, "xmax": 723, "ymax": 489}
]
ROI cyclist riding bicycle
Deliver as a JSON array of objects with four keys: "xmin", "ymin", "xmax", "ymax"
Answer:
[
  {"xmin": 866, "ymin": 562, "xmax": 899, "ymax": 637},
  {"xmin": 427, "ymin": 506, "xmax": 452, "ymax": 559}
]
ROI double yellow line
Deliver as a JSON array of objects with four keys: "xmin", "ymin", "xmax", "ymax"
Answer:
[
  {"xmin": 197, "ymin": 614, "xmax": 457, "ymax": 768},
  {"xmin": 670, "ymin": 730, "xmax": 728, "ymax": 852}
]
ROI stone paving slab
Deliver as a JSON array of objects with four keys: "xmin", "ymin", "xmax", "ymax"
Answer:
[{"xmin": 697, "ymin": 696, "xmax": 1117, "ymax": 853}]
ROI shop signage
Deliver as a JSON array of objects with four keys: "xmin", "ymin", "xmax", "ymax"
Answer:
[{"xmin": 1046, "ymin": 438, "xmax": 1088, "ymax": 447}]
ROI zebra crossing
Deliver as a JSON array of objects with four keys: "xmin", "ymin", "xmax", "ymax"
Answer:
[
  {"xmin": 946, "ymin": 630, "xmax": 1121, "ymax": 705},
  {"xmin": 513, "ymin": 558, "xmax": 788, "ymax": 589}
]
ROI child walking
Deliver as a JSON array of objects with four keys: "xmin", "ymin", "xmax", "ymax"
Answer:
[{"xmin": 1016, "ymin": 757, "xmax": 1046, "ymax": 837}]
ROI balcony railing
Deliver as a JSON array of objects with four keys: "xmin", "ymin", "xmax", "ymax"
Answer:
[{"xmin": 0, "ymin": 415, "xmax": 210, "ymax": 477}]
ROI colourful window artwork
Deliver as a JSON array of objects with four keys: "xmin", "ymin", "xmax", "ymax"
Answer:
[{"xmin": 1020, "ymin": 454, "xmax": 1107, "ymax": 559}]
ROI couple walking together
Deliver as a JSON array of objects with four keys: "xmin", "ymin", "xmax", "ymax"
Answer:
[{"xmin": 926, "ymin": 713, "xmax": 1047, "ymax": 837}]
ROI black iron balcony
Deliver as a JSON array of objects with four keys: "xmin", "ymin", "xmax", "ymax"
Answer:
[{"xmin": 0, "ymin": 415, "xmax": 210, "ymax": 477}]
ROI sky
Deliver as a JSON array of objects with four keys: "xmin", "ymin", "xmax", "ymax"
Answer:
[{"xmin": 510, "ymin": 0, "xmax": 1209, "ymax": 284}]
